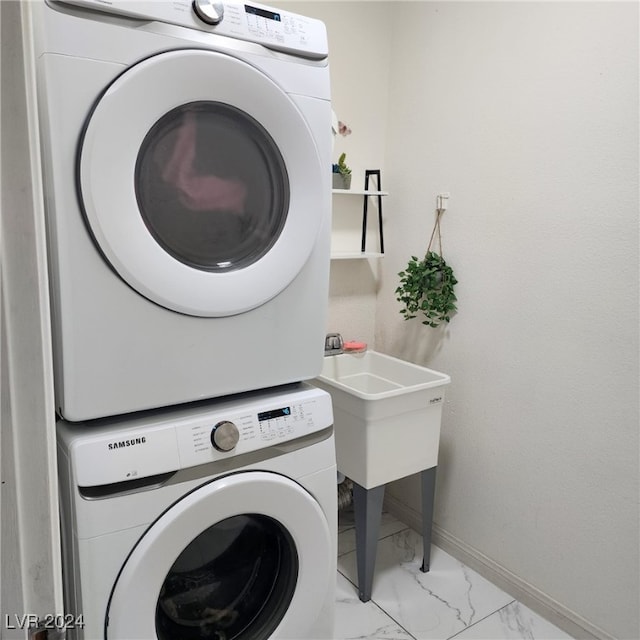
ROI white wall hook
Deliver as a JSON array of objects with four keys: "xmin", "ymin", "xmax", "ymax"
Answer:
[{"xmin": 437, "ymin": 192, "xmax": 450, "ymax": 212}]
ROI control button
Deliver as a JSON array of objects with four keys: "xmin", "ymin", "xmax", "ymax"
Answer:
[
  {"xmin": 210, "ymin": 421, "xmax": 240, "ymax": 452},
  {"xmin": 193, "ymin": 0, "xmax": 224, "ymax": 25}
]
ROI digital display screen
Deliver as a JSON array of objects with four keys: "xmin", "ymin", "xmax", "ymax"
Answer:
[
  {"xmin": 258, "ymin": 407, "xmax": 291, "ymax": 421},
  {"xmin": 245, "ymin": 4, "xmax": 281, "ymax": 21}
]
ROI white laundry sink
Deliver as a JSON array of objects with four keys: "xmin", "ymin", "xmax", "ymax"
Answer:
[{"xmin": 314, "ymin": 351, "xmax": 450, "ymax": 488}]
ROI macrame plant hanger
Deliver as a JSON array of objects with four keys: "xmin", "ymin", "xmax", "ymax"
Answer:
[{"xmin": 426, "ymin": 208, "xmax": 444, "ymax": 261}]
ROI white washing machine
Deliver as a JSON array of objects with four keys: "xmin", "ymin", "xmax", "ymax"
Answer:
[
  {"xmin": 28, "ymin": 0, "xmax": 332, "ymax": 421},
  {"xmin": 56, "ymin": 383, "xmax": 337, "ymax": 640}
]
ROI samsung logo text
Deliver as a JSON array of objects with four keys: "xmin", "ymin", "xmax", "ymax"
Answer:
[{"xmin": 107, "ymin": 436, "xmax": 147, "ymax": 450}]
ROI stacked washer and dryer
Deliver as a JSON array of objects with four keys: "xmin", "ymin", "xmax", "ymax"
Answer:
[{"xmin": 29, "ymin": 0, "xmax": 336, "ymax": 638}]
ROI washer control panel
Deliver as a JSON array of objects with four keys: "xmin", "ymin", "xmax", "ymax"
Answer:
[
  {"xmin": 54, "ymin": 0, "xmax": 328, "ymax": 60},
  {"xmin": 65, "ymin": 385, "xmax": 333, "ymax": 487},
  {"xmin": 177, "ymin": 396, "xmax": 318, "ymax": 464}
]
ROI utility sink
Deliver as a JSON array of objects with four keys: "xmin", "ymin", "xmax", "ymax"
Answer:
[{"xmin": 314, "ymin": 351, "xmax": 450, "ymax": 489}]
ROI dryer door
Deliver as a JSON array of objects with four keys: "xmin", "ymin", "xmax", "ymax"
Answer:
[
  {"xmin": 78, "ymin": 50, "xmax": 327, "ymax": 317},
  {"xmin": 105, "ymin": 471, "xmax": 333, "ymax": 640}
]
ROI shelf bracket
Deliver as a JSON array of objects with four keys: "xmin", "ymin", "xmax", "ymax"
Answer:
[{"xmin": 361, "ymin": 170, "xmax": 384, "ymax": 254}]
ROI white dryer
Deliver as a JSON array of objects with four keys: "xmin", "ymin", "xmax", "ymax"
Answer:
[
  {"xmin": 29, "ymin": 0, "xmax": 332, "ymax": 421},
  {"xmin": 56, "ymin": 383, "xmax": 337, "ymax": 640}
]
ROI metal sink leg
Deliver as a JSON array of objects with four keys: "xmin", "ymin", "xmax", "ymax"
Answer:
[
  {"xmin": 421, "ymin": 466, "xmax": 437, "ymax": 572},
  {"xmin": 352, "ymin": 481, "xmax": 385, "ymax": 603}
]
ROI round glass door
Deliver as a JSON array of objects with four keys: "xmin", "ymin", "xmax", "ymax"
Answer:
[
  {"xmin": 136, "ymin": 102, "xmax": 289, "ymax": 273},
  {"xmin": 155, "ymin": 514, "xmax": 297, "ymax": 639},
  {"xmin": 106, "ymin": 472, "xmax": 333, "ymax": 640},
  {"xmin": 78, "ymin": 50, "xmax": 327, "ymax": 317}
]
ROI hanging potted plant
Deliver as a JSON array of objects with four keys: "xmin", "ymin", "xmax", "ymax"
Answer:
[
  {"xmin": 395, "ymin": 208, "xmax": 458, "ymax": 327},
  {"xmin": 332, "ymin": 152, "xmax": 352, "ymax": 189}
]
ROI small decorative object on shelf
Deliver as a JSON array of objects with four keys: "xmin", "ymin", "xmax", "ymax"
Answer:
[{"xmin": 332, "ymin": 152, "xmax": 352, "ymax": 189}]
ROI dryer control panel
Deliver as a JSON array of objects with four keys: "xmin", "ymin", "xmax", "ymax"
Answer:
[
  {"xmin": 53, "ymin": 0, "xmax": 328, "ymax": 60},
  {"xmin": 60, "ymin": 385, "xmax": 333, "ymax": 488}
]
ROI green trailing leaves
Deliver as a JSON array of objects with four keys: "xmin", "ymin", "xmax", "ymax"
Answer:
[{"xmin": 395, "ymin": 251, "xmax": 458, "ymax": 327}]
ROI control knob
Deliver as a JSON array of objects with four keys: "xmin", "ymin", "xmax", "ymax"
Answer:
[
  {"xmin": 210, "ymin": 420, "xmax": 240, "ymax": 452},
  {"xmin": 193, "ymin": 0, "xmax": 224, "ymax": 25}
]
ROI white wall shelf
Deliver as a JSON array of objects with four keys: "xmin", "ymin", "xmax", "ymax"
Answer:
[
  {"xmin": 331, "ymin": 251, "xmax": 384, "ymax": 260},
  {"xmin": 332, "ymin": 189, "xmax": 389, "ymax": 197},
  {"xmin": 331, "ymin": 171, "xmax": 387, "ymax": 259}
]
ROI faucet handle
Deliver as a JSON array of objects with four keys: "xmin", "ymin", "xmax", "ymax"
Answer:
[{"xmin": 324, "ymin": 333, "xmax": 344, "ymax": 356}]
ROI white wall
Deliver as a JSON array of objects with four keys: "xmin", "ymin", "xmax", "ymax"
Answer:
[
  {"xmin": 278, "ymin": 2, "xmax": 639, "ymax": 639},
  {"xmin": 273, "ymin": 1, "xmax": 393, "ymax": 347},
  {"xmin": 377, "ymin": 3, "xmax": 639, "ymax": 639}
]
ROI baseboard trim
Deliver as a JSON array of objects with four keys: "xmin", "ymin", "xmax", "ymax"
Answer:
[{"xmin": 384, "ymin": 494, "xmax": 613, "ymax": 640}]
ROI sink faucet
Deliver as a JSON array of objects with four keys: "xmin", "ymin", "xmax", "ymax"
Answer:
[{"xmin": 324, "ymin": 333, "xmax": 344, "ymax": 356}]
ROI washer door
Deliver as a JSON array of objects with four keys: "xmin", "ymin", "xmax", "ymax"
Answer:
[
  {"xmin": 79, "ymin": 50, "xmax": 326, "ymax": 317},
  {"xmin": 105, "ymin": 472, "xmax": 333, "ymax": 640}
]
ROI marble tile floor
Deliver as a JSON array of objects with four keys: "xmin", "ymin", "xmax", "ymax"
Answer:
[{"xmin": 334, "ymin": 509, "xmax": 574, "ymax": 640}]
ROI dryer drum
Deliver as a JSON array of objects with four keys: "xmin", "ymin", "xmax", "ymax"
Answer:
[{"xmin": 155, "ymin": 514, "xmax": 298, "ymax": 640}]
